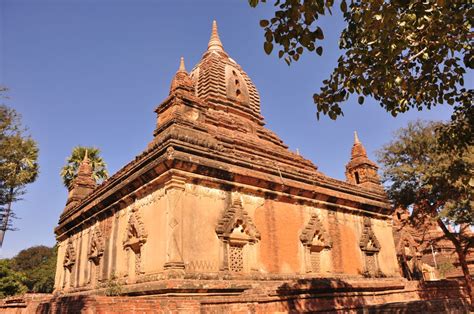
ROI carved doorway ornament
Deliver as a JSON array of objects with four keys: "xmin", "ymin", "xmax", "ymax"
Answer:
[
  {"xmin": 300, "ymin": 213, "xmax": 332, "ymax": 274},
  {"xmin": 216, "ymin": 197, "xmax": 260, "ymax": 273},
  {"xmin": 359, "ymin": 217, "xmax": 381, "ymax": 276},
  {"xmin": 123, "ymin": 206, "xmax": 147, "ymax": 280},
  {"xmin": 88, "ymin": 225, "xmax": 105, "ymax": 286},
  {"xmin": 63, "ymin": 239, "xmax": 76, "ymax": 289}
]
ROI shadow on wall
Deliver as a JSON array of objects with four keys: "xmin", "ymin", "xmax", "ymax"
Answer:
[
  {"xmin": 36, "ymin": 296, "xmax": 88, "ymax": 314},
  {"xmin": 276, "ymin": 277, "xmax": 471, "ymax": 313},
  {"xmin": 276, "ymin": 278, "xmax": 368, "ymax": 313}
]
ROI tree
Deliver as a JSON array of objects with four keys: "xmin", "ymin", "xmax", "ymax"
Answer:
[
  {"xmin": 60, "ymin": 146, "xmax": 108, "ymax": 189},
  {"xmin": 11, "ymin": 246, "xmax": 56, "ymax": 293},
  {"xmin": 377, "ymin": 120, "xmax": 473, "ymax": 303},
  {"xmin": 0, "ymin": 94, "xmax": 39, "ymax": 248},
  {"xmin": 249, "ymin": 0, "xmax": 473, "ymax": 147},
  {"xmin": 0, "ymin": 259, "xmax": 27, "ymax": 298}
]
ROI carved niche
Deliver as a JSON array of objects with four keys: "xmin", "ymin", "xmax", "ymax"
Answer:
[
  {"xmin": 216, "ymin": 197, "xmax": 260, "ymax": 273},
  {"xmin": 63, "ymin": 239, "xmax": 76, "ymax": 289},
  {"xmin": 300, "ymin": 213, "xmax": 332, "ymax": 274},
  {"xmin": 88, "ymin": 225, "xmax": 105, "ymax": 286},
  {"xmin": 123, "ymin": 207, "xmax": 147, "ymax": 277},
  {"xmin": 88, "ymin": 225, "xmax": 105, "ymax": 263},
  {"xmin": 63, "ymin": 239, "xmax": 76, "ymax": 269},
  {"xmin": 359, "ymin": 217, "xmax": 381, "ymax": 275}
]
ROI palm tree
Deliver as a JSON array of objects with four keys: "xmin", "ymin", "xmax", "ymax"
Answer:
[{"xmin": 60, "ymin": 146, "xmax": 108, "ymax": 189}]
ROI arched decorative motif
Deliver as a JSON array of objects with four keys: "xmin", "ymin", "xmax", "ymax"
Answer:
[
  {"xmin": 359, "ymin": 218, "xmax": 381, "ymax": 253},
  {"xmin": 300, "ymin": 213, "xmax": 332, "ymax": 248},
  {"xmin": 216, "ymin": 197, "xmax": 260, "ymax": 273},
  {"xmin": 123, "ymin": 207, "xmax": 148, "ymax": 253},
  {"xmin": 123, "ymin": 207, "xmax": 147, "ymax": 280},
  {"xmin": 216, "ymin": 197, "xmax": 260, "ymax": 242},
  {"xmin": 359, "ymin": 217, "xmax": 381, "ymax": 275},
  {"xmin": 300, "ymin": 213, "xmax": 332, "ymax": 274}
]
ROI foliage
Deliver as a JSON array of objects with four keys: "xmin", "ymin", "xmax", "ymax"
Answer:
[
  {"xmin": 0, "ymin": 246, "xmax": 57, "ymax": 297},
  {"xmin": 11, "ymin": 245, "xmax": 54, "ymax": 271},
  {"xmin": 437, "ymin": 261, "xmax": 455, "ymax": 278},
  {"xmin": 249, "ymin": 0, "xmax": 472, "ymax": 146},
  {"xmin": 60, "ymin": 146, "xmax": 108, "ymax": 189},
  {"xmin": 0, "ymin": 89, "xmax": 39, "ymax": 247},
  {"xmin": 104, "ymin": 272, "xmax": 122, "ymax": 296},
  {"xmin": 377, "ymin": 119, "xmax": 473, "ymax": 301},
  {"xmin": 0, "ymin": 259, "xmax": 27, "ymax": 298},
  {"xmin": 11, "ymin": 245, "xmax": 57, "ymax": 293},
  {"xmin": 377, "ymin": 120, "xmax": 473, "ymax": 225}
]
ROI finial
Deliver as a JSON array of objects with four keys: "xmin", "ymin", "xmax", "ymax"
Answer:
[
  {"xmin": 208, "ymin": 20, "xmax": 224, "ymax": 51},
  {"xmin": 354, "ymin": 131, "xmax": 360, "ymax": 144},
  {"xmin": 178, "ymin": 56, "xmax": 186, "ymax": 72}
]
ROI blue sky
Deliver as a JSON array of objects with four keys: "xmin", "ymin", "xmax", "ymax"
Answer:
[{"xmin": 0, "ymin": 0, "xmax": 460, "ymax": 258}]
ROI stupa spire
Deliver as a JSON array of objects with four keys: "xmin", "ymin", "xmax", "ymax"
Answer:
[
  {"xmin": 169, "ymin": 57, "xmax": 194, "ymax": 94},
  {"xmin": 208, "ymin": 20, "xmax": 224, "ymax": 51},
  {"xmin": 345, "ymin": 132, "xmax": 382, "ymax": 190},
  {"xmin": 64, "ymin": 149, "xmax": 96, "ymax": 211},
  {"xmin": 178, "ymin": 56, "xmax": 186, "ymax": 72},
  {"xmin": 75, "ymin": 150, "xmax": 95, "ymax": 187},
  {"xmin": 351, "ymin": 131, "xmax": 367, "ymax": 159},
  {"xmin": 354, "ymin": 131, "xmax": 360, "ymax": 144}
]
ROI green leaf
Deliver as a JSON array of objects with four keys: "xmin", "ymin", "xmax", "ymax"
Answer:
[
  {"xmin": 316, "ymin": 46, "xmax": 323, "ymax": 56},
  {"xmin": 259, "ymin": 20, "xmax": 269, "ymax": 27},
  {"xmin": 265, "ymin": 30, "xmax": 273, "ymax": 42},
  {"xmin": 358, "ymin": 96, "xmax": 364, "ymax": 104},
  {"xmin": 248, "ymin": 0, "xmax": 259, "ymax": 8},
  {"xmin": 315, "ymin": 27, "xmax": 324, "ymax": 40},
  {"xmin": 340, "ymin": 0, "xmax": 347, "ymax": 13},
  {"xmin": 264, "ymin": 42, "xmax": 273, "ymax": 55}
]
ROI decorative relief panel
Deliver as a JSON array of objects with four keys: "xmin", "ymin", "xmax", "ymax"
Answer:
[
  {"xmin": 63, "ymin": 239, "xmax": 76, "ymax": 289},
  {"xmin": 123, "ymin": 206, "xmax": 148, "ymax": 253},
  {"xmin": 123, "ymin": 206, "xmax": 147, "ymax": 278},
  {"xmin": 63, "ymin": 239, "xmax": 76, "ymax": 269},
  {"xmin": 88, "ymin": 225, "xmax": 105, "ymax": 263},
  {"xmin": 216, "ymin": 197, "xmax": 260, "ymax": 242},
  {"xmin": 216, "ymin": 196, "xmax": 260, "ymax": 272},
  {"xmin": 359, "ymin": 217, "xmax": 381, "ymax": 253},
  {"xmin": 300, "ymin": 213, "xmax": 332, "ymax": 274},
  {"xmin": 359, "ymin": 217, "xmax": 381, "ymax": 275}
]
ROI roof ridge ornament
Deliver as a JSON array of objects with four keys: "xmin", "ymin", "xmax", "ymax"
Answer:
[{"xmin": 208, "ymin": 20, "xmax": 224, "ymax": 52}]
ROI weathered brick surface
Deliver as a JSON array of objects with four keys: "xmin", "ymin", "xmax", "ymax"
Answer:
[{"xmin": 1, "ymin": 279, "xmax": 470, "ymax": 313}]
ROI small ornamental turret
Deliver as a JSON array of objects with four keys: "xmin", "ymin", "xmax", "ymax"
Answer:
[
  {"xmin": 169, "ymin": 57, "xmax": 195, "ymax": 94},
  {"xmin": 345, "ymin": 131, "xmax": 383, "ymax": 191},
  {"xmin": 64, "ymin": 151, "xmax": 96, "ymax": 211}
]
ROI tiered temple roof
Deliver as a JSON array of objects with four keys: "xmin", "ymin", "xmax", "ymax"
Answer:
[{"xmin": 56, "ymin": 21, "xmax": 388, "ymax": 238}]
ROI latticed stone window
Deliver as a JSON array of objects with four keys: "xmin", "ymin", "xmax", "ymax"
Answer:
[
  {"xmin": 310, "ymin": 250, "xmax": 321, "ymax": 273},
  {"xmin": 229, "ymin": 244, "xmax": 244, "ymax": 272},
  {"xmin": 365, "ymin": 254, "xmax": 376, "ymax": 273}
]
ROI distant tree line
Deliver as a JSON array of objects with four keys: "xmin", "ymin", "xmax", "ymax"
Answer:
[{"xmin": 0, "ymin": 245, "xmax": 56, "ymax": 298}]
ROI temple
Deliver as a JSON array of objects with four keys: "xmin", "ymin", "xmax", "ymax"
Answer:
[{"xmin": 44, "ymin": 22, "xmax": 468, "ymax": 312}]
